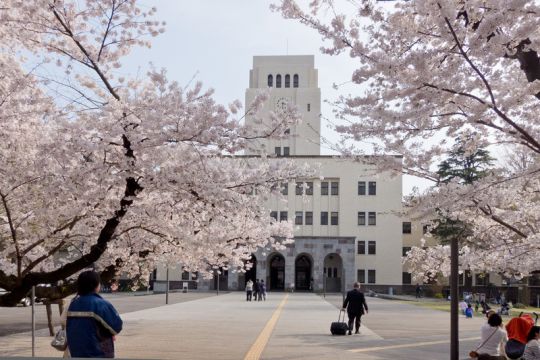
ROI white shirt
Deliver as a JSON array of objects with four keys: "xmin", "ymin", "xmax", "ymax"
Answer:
[
  {"xmin": 523, "ymin": 339, "xmax": 540, "ymax": 360},
  {"xmin": 477, "ymin": 324, "xmax": 507, "ymax": 356}
]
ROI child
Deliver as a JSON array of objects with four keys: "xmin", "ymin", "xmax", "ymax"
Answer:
[{"xmin": 465, "ymin": 303, "xmax": 474, "ymax": 318}]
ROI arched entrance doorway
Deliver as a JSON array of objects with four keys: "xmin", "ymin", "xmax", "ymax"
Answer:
[
  {"xmin": 323, "ymin": 253, "xmax": 343, "ymax": 292},
  {"xmin": 212, "ymin": 268, "xmax": 228, "ymax": 291},
  {"xmin": 268, "ymin": 253, "xmax": 285, "ymax": 290},
  {"xmin": 244, "ymin": 255, "xmax": 257, "ymax": 285},
  {"xmin": 295, "ymin": 254, "xmax": 313, "ymax": 291}
]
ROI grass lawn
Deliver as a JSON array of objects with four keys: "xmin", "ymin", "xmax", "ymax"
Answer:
[{"xmin": 403, "ymin": 300, "xmax": 539, "ymax": 319}]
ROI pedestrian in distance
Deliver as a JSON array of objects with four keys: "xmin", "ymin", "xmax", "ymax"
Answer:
[
  {"xmin": 415, "ymin": 283, "xmax": 422, "ymax": 299},
  {"xmin": 465, "ymin": 303, "xmax": 474, "ymax": 318},
  {"xmin": 260, "ymin": 280, "xmax": 266, "ymax": 301},
  {"xmin": 342, "ymin": 282, "xmax": 368, "ymax": 335},
  {"xmin": 66, "ymin": 270, "xmax": 123, "ymax": 358},
  {"xmin": 246, "ymin": 279, "xmax": 253, "ymax": 301},
  {"xmin": 253, "ymin": 279, "xmax": 260, "ymax": 302},
  {"xmin": 523, "ymin": 326, "xmax": 540, "ymax": 360}
]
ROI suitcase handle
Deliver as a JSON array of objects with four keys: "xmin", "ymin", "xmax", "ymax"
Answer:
[{"xmin": 338, "ymin": 309, "xmax": 346, "ymax": 322}]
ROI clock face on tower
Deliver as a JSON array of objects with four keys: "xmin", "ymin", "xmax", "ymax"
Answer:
[{"xmin": 275, "ymin": 97, "xmax": 289, "ymax": 112}]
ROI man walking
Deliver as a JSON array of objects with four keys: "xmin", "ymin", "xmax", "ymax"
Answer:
[{"xmin": 342, "ymin": 282, "xmax": 368, "ymax": 335}]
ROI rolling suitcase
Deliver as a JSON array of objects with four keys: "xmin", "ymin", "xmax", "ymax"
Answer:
[{"xmin": 330, "ymin": 309, "xmax": 349, "ymax": 335}]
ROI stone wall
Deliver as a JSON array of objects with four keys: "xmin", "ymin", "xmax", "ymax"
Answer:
[{"xmin": 227, "ymin": 236, "xmax": 356, "ymax": 293}]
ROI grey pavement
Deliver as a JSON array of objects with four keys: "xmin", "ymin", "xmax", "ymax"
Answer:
[{"xmin": 0, "ymin": 292, "xmax": 487, "ymax": 359}]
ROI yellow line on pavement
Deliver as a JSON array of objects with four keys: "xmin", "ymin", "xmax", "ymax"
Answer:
[
  {"xmin": 244, "ymin": 294, "xmax": 289, "ymax": 360},
  {"xmin": 349, "ymin": 336, "xmax": 481, "ymax": 353}
]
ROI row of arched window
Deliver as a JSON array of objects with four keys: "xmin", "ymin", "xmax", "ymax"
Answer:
[{"xmin": 268, "ymin": 74, "xmax": 299, "ymax": 88}]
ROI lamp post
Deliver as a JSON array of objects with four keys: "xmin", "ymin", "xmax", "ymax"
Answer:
[
  {"xmin": 165, "ymin": 267, "xmax": 169, "ymax": 305},
  {"xmin": 450, "ymin": 234, "xmax": 459, "ymax": 360},
  {"xmin": 216, "ymin": 269, "xmax": 220, "ymax": 296},
  {"xmin": 31, "ymin": 286, "xmax": 35, "ymax": 358}
]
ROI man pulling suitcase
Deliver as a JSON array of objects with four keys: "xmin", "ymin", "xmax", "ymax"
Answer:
[{"xmin": 342, "ymin": 282, "xmax": 369, "ymax": 335}]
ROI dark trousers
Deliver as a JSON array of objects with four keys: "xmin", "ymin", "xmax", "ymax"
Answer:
[
  {"xmin": 246, "ymin": 290, "xmax": 252, "ymax": 301},
  {"xmin": 347, "ymin": 312, "xmax": 362, "ymax": 333}
]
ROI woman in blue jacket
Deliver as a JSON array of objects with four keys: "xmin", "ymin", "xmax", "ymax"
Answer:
[{"xmin": 66, "ymin": 270, "xmax": 123, "ymax": 358}]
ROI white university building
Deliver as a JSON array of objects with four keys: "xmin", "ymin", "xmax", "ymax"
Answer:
[{"xmin": 153, "ymin": 55, "xmax": 404, "ymax": 293}]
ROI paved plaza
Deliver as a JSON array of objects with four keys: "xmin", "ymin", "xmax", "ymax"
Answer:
[{"xmin": 0, "ymin": 292, "xmax": 486, "ymax": 359}]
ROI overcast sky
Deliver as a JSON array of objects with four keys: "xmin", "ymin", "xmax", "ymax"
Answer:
[{"xmin": 122, "ymin": 1, "xmax": 431, "ymax": 196}]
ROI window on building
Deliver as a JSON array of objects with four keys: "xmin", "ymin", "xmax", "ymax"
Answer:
[
  {"xmin": 368, "ymin": 270, "xmax": 376, "ymax": 284},
  {"xmin": 274, "ymin": 147, "xmax": 281, "ymax": 156},
  {"xmin": 182, "ymin": 271, "xmax": 190, "ymax": 280},
  {"xmin": 402, "ymin": 272, "xmax": 412, "ymax": 284},
  {"xmin": 331, "ymin": 212, "xmax": 339, "ymax": 225},
  {"xmin": 305, "ymin": 211, "xmax": 313, "ymax": 225},
  {"xmin": 368, "ymin": 241, "xmax": 376, "ymax": 255},
  {"xmin": 192, "ymin": 272, "xmax": 198, "ymax": 281},
  {"xmin": 293, "ymin": 74, "xmax": 299, "ymax": 88},
  {"xmin": 475, "ymin": 273, "xmax": 490, "ymax": 286},
  {"xmin": 295, "ymin": 182, "xmax": 303, "ymax": 195},
  {"xmin": 402, "ymin": 246, "xmax": 411, "ymax": 257},
  {"xmin": 306, "ymin": 182, "xmax": 313, "ymax": 195},
  {"xmin": 358, "ymin": 212, "xmax": 366, "ymax": 226},
  {"xmin": 279, "ymin": 211, "xmax": 288, "ymax": 222},
  {"xmin": 368, "ymin": 212, "xmax": 376, "ymax": 226},
  {"xmin": 283, "ymin": 147, "xmax": 290, "ymax": 156},
  {"xmin": 357, "ymin": 240, "xmax": 366, "ymax": 255},
  {"xmin": 403, "ymin": 222, "xmax": 412, "ymax": 234},
  {"xmin": 321, "ymin": 181, "xmax": 329, "ymax": 195},
  {"xmin": 459, "ymin": 273, "xmax": 465, "ymax": 286},
  {"xmin": 358, "ymin": 181, "xmax": 366, "ymax": 195},
  {"xmin": 333, "ymin": 268, "xmax": 338, "ymax": 278},
  {"xmin": 307, "ymin": 103, "xmax": 311, "ymax": 112},
  {"xmin": 331, "ymin": 181, "xmax": 339, "ymax": 195},
  {"xmin": 285, "ymin": 74, "xmax": 290, "ymax": 88},
  {"xmin": 368, "ymin": 181, "xmax": 377, "ymax": 195},
  {"xmin": 357, "ymin": 269, "xmax": 365, "ymax": 283},
  {"xmin": 267, "ymin": 74, "xmax": 273, "ymax": 87},
  {"xmin": 295, "ymin": 211, "xmax": 303, "ymax": 225},
  {"xmin": 423, "ymin": 224, "xmax": 430, "ymax": 234},
  {"xmin": 321, "ymin": 211, "xmax": 328, "ymax": 225},
  {"xmin": 276, "ymin": 74, "xmax": 282, "ymax": 88},
  {"xmin": 270, "ymin": 211, "xmax": 278, "ymax": 221},
  {"xmin": 281, "ymin": 182, "xmax": 288, "ymax": 195}
]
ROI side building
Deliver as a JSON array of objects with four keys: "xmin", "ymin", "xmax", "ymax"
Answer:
[{"xmin": 153, "ymin": 55, "xmax": 404, "ymax": 294}]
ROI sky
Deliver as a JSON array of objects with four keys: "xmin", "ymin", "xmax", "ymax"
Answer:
[{"xmin": 121, "ymin": 0, "xmax": 431, "ymax": 196}]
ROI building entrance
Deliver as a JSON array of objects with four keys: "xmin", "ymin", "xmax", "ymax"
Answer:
[
  {"xmin": 244, "ymin": 255, "xmax": 257, "ymax": 286},
  {"xmin": 268, "ymin": 254, "xmax": 285, "ymax": 290},
  {"xmin": 295, "ymin": 254, "xmax": 312, "ymax": 291}
]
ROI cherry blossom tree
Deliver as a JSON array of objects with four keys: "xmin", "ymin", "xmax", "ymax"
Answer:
[
  {"xmin": 0, "ymin": 1, "xmax": 310, "ymax": 306},
  {"xmin": 273, "ymin": 0, "xmax": 540, "ymax": 277}
]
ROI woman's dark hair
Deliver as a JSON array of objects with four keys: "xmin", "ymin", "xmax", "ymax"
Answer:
[
  {"xmin": 527, "ymin": 326, "xmax": 540, "ymax": 342},
  {"xmin": 77, "ymin": 270, "xmax": 100, "ymax": 295},
  {"xmin": 487, "ymin": 313, "xmax": 503, "ymax": 327}
]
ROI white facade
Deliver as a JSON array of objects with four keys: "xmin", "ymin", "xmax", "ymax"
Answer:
[
  {"xmin": 240, "ymin": 55, "xmax": 403, "ymax": 291},
  {"xmin": 245, "ymin": 55, "xmax": 321, "ymax": 156},
  {"xmin": 153, "ymin": 55, "xmax": 404, "ymax": 292}
]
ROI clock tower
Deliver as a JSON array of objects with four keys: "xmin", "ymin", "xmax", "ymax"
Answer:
[{"xmin": 245, "ymin": 55, "xmax": 321, "ymax": 156}]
